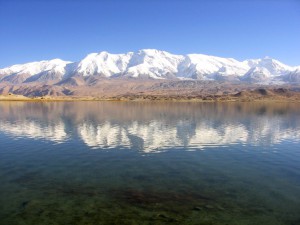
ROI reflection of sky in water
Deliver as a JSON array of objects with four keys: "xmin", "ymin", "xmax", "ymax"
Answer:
[{"xmin": 0, "ymin": 102, "xmax": 300, "ymax": 153}]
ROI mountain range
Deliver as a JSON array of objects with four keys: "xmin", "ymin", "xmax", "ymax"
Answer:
[{"xmin": 1, "ymin": 49, "xmax": 300, "ymax": 85}]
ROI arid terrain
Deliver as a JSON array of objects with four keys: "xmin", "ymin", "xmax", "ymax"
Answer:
[{"xmin": 0, "ymin": 79, "xmax": 300, "ymax": 102}]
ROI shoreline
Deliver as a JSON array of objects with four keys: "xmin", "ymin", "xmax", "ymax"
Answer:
[{"xmin": 1, "ymin": 95, "xmax": 300, "ymax": 103}]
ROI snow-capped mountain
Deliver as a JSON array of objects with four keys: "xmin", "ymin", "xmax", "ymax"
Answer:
[
  {"xmin": 72, "ymin": 51, "xmax": 132, "ymax": 77},
  {"xmin": 0, "ymin": 59, "xmax": 71, "ymax": 84},
  {"xmin": 0, "ymin": 49, "xmax": 299, "ymax": 84},
  {"xmin": 282, "ymin": 68, "xmax": 300, "ymax": 83},
  {"xmin": 245, "ymin": 57, "xmax": 293, "ymax": 75}
]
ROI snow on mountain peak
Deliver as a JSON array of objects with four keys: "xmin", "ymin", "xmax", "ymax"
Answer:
[
  {"xmin": 0, "ymin": 49, "xmax": 299, "ymax": 84},
  {"xmin": 242, "ymin": 66, "xmax": 271, "ymax": 82},
  {"xmin": 0, "ymin": 59, "xmax": 71, "ymax": 76},
  {"xmin": 178, "ymin": 54, "xmax": 249, "ymax": 78},
  {"xmin": 245, "ymin": 57, "xmax": 292, "ymax": 76},
  {"xmin": 124, "ymin": 49, "xmax": 183, "ymax": 78},
  {"xmin": 75, "ymin": 51, "xmax": 132, "ymax": 77}
]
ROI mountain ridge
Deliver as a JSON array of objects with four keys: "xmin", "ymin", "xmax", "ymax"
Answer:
[{"xmin": 1, "ymin": 49, "xmax": 299, "ymax": 85}]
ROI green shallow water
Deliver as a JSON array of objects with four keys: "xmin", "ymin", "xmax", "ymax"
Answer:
[{"xmin": 0, "ymin": 102, "xmax": 299, "ymax": 225}]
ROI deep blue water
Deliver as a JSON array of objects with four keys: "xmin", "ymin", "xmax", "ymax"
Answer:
[{"xmin": 0, "ymin": 102, "xmax": 299, "ymax": 225}]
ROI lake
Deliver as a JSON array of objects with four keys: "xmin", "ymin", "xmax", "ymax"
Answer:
[{"xmin": 0, "ymin": 102, "xmax": 299, "ymax": 225}]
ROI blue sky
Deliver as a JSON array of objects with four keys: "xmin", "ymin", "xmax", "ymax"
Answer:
[{"xmin": 0, "ymin": 0, "xmax": 299, "ymax": 68}]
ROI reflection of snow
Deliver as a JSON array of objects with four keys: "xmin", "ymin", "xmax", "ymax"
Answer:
[
  {"xmin": 1, "ymin": 115, "xmax": 300, "ymax": 153},
  {"xmin": 78, "ymin": 121, "xmax": 130, "ymax": 148},
  {"xmin": 77, "ymin": 117, "xmax": 300, "ymax": 152},
  {"xmin": 247, "ymin": 118, "xmax": 300, "ymax": 145},
  {"xmin": 0, "ymin": 120, "xmax": 68, "ymax": 142},
  {"xmin": 189, "ymin": 124, "xmax": 248, "ymax": 147},
  {"xmin": 127, "ymin": 121, "xmax": 180, "ymax": 152}
]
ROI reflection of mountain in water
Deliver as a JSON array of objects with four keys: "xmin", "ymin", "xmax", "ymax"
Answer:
[
  {"xmin": 78, "ymin": 118, "xmax": 300, "ymax": 152},
  {"xmin": 0, "ymin": 120, "xmax": 67, "ymax": 142},
  {"xmin": 0, "ymin": 102, "xmax": 299, "ymax": 152}
]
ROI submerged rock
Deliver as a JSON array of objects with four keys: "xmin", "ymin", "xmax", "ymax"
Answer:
[
  {"xmin": 193, "ymin": 206, "xmax": 202, "ymax": 211},
  {"xmin": 20, "ymin": 200, "xmax": 30, "ymax": 210}
]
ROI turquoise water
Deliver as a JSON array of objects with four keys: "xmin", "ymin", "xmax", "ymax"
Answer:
[{"xmin": 0, "ymin": 102, "xmax": 299, "ymax": 225}]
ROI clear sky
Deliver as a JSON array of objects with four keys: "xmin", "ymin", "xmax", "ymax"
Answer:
[{"xmin": 0, "ymin": 0, "xmax": 299, "ymax": 68}]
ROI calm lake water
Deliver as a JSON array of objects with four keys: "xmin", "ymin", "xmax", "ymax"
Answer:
[{"xmin": 0, "ymin": 102, "xmax": 299, "ymax": 225}]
